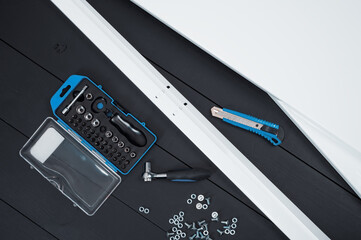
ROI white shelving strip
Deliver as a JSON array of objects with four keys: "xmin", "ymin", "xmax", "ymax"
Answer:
[{"xmin": 50, "ymin": 1, "xmax": 329, "ymax": 239}]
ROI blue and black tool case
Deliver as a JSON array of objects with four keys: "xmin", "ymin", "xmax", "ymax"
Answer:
[{"xmin": 20, "ymin": 75, "xmax": 156, "ymax": 215}]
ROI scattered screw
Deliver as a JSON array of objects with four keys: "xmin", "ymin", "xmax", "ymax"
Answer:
[
  {"xmin": 196, "ymin": 203, "xmax": 202, "ymax": 210},
  {"xmin": 198, "ymin": 220, "xmax": 206, "ymax": 225},
  {"xmin": 221, "ymin": 220, "xmax": 229, "ymax": 225},
  {"xmin": 197, "ymin": 194, "xmax": 205, "ymax": 201},
  {"xmin": 184, "ymin": 222, "xmax": 192, "ymax": 229},
  {"xmin": 205, "ymin": 197, "xmax": 211, "ymax": 205},
  {"xmin": 211, "ymin": 212, "xmax": 218, "ymax": 219},
  {"xmin": 217, "ymin": 229, "xmax": 224, "ymax": 236}
]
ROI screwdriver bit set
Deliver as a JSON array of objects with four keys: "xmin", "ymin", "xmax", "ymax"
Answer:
[
  {"xmin": 20, "ymin": 75, "xmax": 156, "ymax": 215},
  {"xmin": 51, "ymin": 75, "xmax": 157, "ymax": 175}
]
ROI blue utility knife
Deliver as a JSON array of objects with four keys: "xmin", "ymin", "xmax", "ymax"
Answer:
[{"xmin": 211, "ymin": 107, "xmax": 284, "ymax": 146}]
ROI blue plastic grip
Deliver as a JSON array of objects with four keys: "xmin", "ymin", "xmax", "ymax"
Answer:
[{"xmin": 223, "ymin": 108, "xmax": 282, "ymax": 146}]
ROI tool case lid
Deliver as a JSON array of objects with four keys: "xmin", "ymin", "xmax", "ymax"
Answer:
[{"xmin": 20, "ymin": 117, "xmax": 121, "ymax": 216}]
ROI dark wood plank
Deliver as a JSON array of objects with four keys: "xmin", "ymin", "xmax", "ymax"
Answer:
[
  {"xmin": 0, "ymin": 40, "xmax": 286, "ymax": 239},
  {"xmin": 0, "ymin": 200, "xmax": 57, "ymax": 240},
  {"xmin": 1, "ymin": 0, "xmax": 360, "ymax": 239},
  {"xmin": 0, "ymin": 42, "xmax": 165, "ymax": 240}
]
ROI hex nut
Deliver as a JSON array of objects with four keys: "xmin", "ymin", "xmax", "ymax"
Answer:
[
  {"xmin": 85, "ymin": 93, "xmax": 93, "ymax": 100},
  {"xmin": 91, "ymin": 118, "xmax": 100, "ymax": 127},
  {"xmin": 187, "ymin": 199, "xmax": 192, "ymax": 204},
  {"xmin": 84, "ymin": 112, "xmax": 93, "ymax": 121},
  {"xmin": 190, "ymin": 194, "xmax": 196, "ymax": 199},
  {"xmin": 76, "ymin": 105, "xmax": 85, "ymax": 115},
  {"xmin": 202, "ymin": 204, "xmax": 208, "ymax": 210},
  {"xmin": 105, "ymin": 130, "xmax": 113, "ymax": 138}
]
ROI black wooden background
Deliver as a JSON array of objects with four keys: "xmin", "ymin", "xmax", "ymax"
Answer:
[{"xmin": 0, "ymin": 0, "xmax": 360, "ymax": 239}]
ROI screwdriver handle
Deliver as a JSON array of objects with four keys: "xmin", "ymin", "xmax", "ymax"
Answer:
[{"xmin": 166, "ymin": 169, "xmax": 211, "ymax": 182}]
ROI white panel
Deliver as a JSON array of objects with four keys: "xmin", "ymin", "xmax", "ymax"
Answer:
[{"xmin": 132, "ymin": 0, "xmax": 361, "ymax": 198}]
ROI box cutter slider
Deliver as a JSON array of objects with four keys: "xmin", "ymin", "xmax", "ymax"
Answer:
[{"xmin": 211, "ymin": 107, "xmax": 284, "ymax": 146}]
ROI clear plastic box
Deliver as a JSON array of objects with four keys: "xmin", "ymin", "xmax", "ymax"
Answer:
[{"xmin": 20, "ymin": 117, "xmax": 121, "ymax": 216}]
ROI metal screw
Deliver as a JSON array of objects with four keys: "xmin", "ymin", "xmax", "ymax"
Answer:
[
  {"xmin": 184, "ymin": 222, "xmax": 192, "ymax": 229},
  {"xmin": 197, "ymin": 194, "xmax": 204, "ymax": 201},
  {"xmin": 217, "ymin": 229, "xmax": 224, "ymax": 236},
  {"xmin": 189, "ymin": 233, "xmax": 196, "ymax": 240},
  {"xmin": 198, "ymin": 220, "xmax": 206, "ymax": 225},
  {"xmin": 167, "ymin": 232, "xmax": 175, "ymax": 237},
  {"xmin": 223, "ymin": 225, "xmax": 230, "ymax": 229},
  {"xmin": 221, "ymin": 220, "xmax": 229, "ymax": 225},
  {"xmin": 211, "ymin": 212, "xmax": 218, "ymax": 219},
  {"xmin": 196, "ymin": 203, "xmax": 202, "ymax": 210}
]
